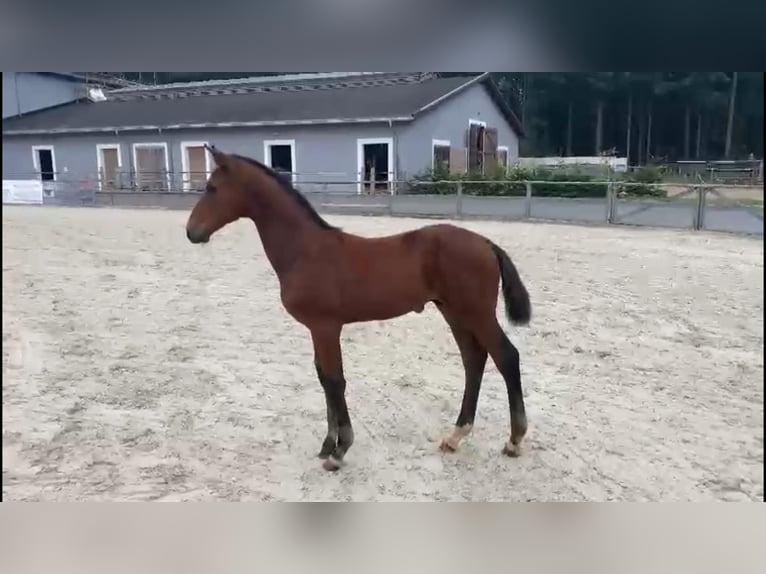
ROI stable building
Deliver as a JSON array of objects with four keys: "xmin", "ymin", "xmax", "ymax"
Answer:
[{"xmin": 2, "ymin": 72, "xmax": 523, "ymax": 194}]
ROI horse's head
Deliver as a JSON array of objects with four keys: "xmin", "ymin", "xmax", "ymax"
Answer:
[{"xmin": 186, "ymin": 145, "xmax": 250, "ymax": 244}]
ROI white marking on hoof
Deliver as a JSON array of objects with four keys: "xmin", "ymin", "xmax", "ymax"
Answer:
[
  {"xmin": 439, "ymin": 424, "xmax": 473, "ymax": 453},
  {"xmin": 439, "ymin": 438, "xmax": 458, "ymax": 453},
  {"xmin": 322, "ymin": 456, "xmax": 343, "ymax": 472}
]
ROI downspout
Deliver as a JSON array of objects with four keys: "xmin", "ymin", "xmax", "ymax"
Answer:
[
  {"xmin": 389, "ymin": 118, "xmax": 397, "ymax": 195},
  {"xmin": 14, "ymin": 72, "xmax": 21, "ymax": 117},
  {"xmin": 158, "ymin": 127, "xmax": 170, "ymax": 190}
]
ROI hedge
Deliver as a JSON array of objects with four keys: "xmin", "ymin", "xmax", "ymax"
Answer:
[{"xmin": 405, "ymin": 165, "xmax": 666, "ymax": 199}]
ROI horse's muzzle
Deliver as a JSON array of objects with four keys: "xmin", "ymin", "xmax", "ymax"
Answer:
[{"xmin": 186, "ymin": 227, "xmax": 210, "ymax": 244}]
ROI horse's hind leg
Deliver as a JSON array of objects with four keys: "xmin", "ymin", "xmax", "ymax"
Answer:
[
  {"xmin": 437, "ymin": 305, "xmax": 488, "ymax": 453},
  {"xmin": 473, "ymin": 317, "xmax": 528, "ymax": 457}
]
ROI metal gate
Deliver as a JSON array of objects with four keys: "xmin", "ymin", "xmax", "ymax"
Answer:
[{"xmin": 610, "ymin": 185, "xmax": 763, "ymax": 235}]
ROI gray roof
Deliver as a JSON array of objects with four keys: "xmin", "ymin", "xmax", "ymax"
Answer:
[
  {"xmin": 107, "ymin": 72, "xmax": 411, "ymax": 94},
  {"xmin": 37, "ymin": 72, "xmax": 139, "ymax": 89},
  {"xmin": 3, "ymin": 74, "xmax": 523, "ymax": 136}
]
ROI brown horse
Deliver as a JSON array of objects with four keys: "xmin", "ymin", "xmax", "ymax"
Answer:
[{"xmin": 186, "ymin": 145, "xmax": 532, "ymax": 472}]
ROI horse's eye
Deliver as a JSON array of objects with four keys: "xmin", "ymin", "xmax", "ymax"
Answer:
[{"xmin": 206, "ymin": 183, "xmax": 216, "ymax": 194}]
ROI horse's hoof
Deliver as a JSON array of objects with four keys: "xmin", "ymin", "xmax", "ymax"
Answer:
[
  {"xmin": 439, "ymin": 439, "xmax": 457, "ymax": 453},
  {"xmin": 502, "ymin": 442, "xmax": 522, "ymax": 458},
  {"xmin": 317, "ymin": 446, "xmax": 334, "ymax": 459},
  {"xmin": 318, "ymin": 438, "xmax": 337, "ymax": 459},
  {"xmin": 322, "ymin": 456, "xmax": 342, "ymax": 472}
]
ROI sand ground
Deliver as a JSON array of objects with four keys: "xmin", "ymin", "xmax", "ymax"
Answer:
[{"xmin": 2, "ymin": 206, "xmax": 763, "ymax": 501}]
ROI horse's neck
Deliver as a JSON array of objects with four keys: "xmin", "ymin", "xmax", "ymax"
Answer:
[{"xmin": 247, "ymin": 185, "xmax": 319, "ymax": 275}]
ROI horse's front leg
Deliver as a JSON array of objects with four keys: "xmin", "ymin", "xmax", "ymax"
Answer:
[
  {"xmin": 315, "ymin": 354, "xmax": 338, "ymax": 460},
  {"xmin": 310, "ymin": 323, "xmax": 354, "ymax": 472}
]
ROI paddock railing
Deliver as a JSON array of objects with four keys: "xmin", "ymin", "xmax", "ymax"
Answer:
[{"xmin": 3, "ymin": 171, "xmax": 763, "ymax": 236}]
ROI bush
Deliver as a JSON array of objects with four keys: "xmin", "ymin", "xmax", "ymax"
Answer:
[
  {"xmin": 524, "ymin": 168, "xmax": 607, "ymax": 198},
  {"xmin": 406, "ymin": 164, "xmax": 668, "ymax": 199},
  {"xmin": 616, "ymin": 166, "xmax": 666, "ymax": 198}
]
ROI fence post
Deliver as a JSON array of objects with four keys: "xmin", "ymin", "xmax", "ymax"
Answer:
[
  {"xmin": 525, "ymin": 181, "xmax": 532, "ymax": 219},
  {"xmin": 456, "ymin": 181, "xmax": 463, "ymax": 218},
  {"xmin": 606, "ymin": 182, "xmax": 614, "ymax": 223},
  {"xmin": 694, "ymin": 186, "xmax": 707, "ymax": 231}
]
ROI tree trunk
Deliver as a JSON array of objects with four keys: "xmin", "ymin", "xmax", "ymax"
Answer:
[
  {"xmin": 566, "ymin": 101, "xmax": 574, "ymax": 156},
  {"xmin": 521, "ymin": 73, "xmax": 529, "ymax": 132},
  {"xmin": 626, "ymin": 93, "xmax": 633, "ymax": 165},
  {"xmin": 725, "ymin": 71, "xmax": 738, "ymax": 158},
  {"xmin": 595, "ymin": 100, "xmax": 604, "ymax": 155},
  {"xmin": 637, "ymin": 103, "xmax": 645, "ymax": 165},
  {"xmin": 701, "ymin": 112, "xmax": 708, "ymax": 159},
  {"xmin": 646, "ymin": 101, "xmax": 653, "ymax": 162},
  {"xmin": 695, "ymin": 111, "xmax": 703, "ymax": 159},
  {"xmin": 684, "ymin": 105, "xmax": 691, "ymax": 159}
]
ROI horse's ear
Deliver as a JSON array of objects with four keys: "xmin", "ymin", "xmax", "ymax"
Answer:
[{"xmin": 205, "ymin": 144, "xmax": 228, "ymax": 168}]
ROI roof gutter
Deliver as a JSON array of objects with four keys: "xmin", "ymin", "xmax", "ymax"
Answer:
[
  {"xmin": 413, "ymin": 72, "xmax": 491, "ymax": 116},
  {"xmin": 3, "ymin": 116, "xmax": 415, "ymax": 136}
]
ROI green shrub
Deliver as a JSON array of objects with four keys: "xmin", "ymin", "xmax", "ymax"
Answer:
[
  {"xmin": 616, "ymin": 166, "xmax": 666, "ymax": 198},
  {"xmin": 406, "ymin": 164, "xmax": 668, "ymax": 199}
]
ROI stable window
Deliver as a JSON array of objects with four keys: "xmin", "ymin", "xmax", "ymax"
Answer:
[
  {"xmin": 181, "ymin": 141, "xmax": 212, "ymax": 192},
  {"xmin": 432, "ymin": 139, "xmax": 451, "ymax": 174},
  {"xmin": 132, "ymin": 143, "xmax": 170, "ymax": 191},
  {"xmin": 498, "ymin": 146, "xmax": 510, "ymax": 173},
  {"xmin": 467, "ymin": 120, "xmax": 486, "ymax": 173},
  {"xmin": 466, "ymin": 120, "xmax": 499, "ymax": 175},
  {"xmin": 357, "ymin": 137, "xmax": 394, "ymax": 194},
  {"xmin": 96, "ymin": 144, "xmax": 122, "ymax": 190},
  {"xmin": 264, "ymin": 139, "xmax": 296, "ymax": 183},
  {"xmin": 32, "ymin": 145, "xmax": 56, "ymax": 181}
]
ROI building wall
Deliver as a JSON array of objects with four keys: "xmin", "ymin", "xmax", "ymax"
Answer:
[
  {"xmin": 2, "ymin": 123, "xmax": 406, "ymax": 193},
  {"xmin": 2, "ymin": 80, "xmax": 521, "ymax": 191},
  {"xmin": 398, "ymin": 82, "xmax": 520, "ymax": 177},
  {"xmin": 2, "ymin": 72, "xmax": 83, "ymax": 119}
]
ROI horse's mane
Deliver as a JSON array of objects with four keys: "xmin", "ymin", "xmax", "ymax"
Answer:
[{"xmin": 233, "ymin": 154, "xmax": 338, "ymax": 231}]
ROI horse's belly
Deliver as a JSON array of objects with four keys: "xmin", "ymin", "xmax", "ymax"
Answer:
[{"xmin": 342, "ymin": 283, "xmax": 428, "ymax": 322}]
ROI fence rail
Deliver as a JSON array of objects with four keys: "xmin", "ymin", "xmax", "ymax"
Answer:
[
  {"xmin": 3, "ymin": 172, "xmax": 763, "ymax": 236},
  {"xmin": 654, "ymin": 159, "xmax": 764, "ymax": 185}
]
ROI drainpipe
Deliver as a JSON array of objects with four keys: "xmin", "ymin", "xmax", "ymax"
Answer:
[
  {"xmin": 157, "ymin": 127, "xmax": 170, "ymax": 188},
  {"xmin": 389, "ymin": 118, "xmax": 397, "ymax": 195},
  {"xmin": 14, "ymin": 72, "xmax": 21, "ymax": 116}
]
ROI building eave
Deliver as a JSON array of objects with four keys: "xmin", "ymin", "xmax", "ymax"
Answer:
[
  {"xmin": 482, "ymin": 75, "xmax": 525, "ymax": 138},
  {"xmin": 107, "ymin": 72, "xmax": 395, "ymax": 94},
  {"xmin": 2, "ymin": 116, "xmax": 415, "ymax": 136},
  {"xmin": 412, "ymin": 72, "xmax": 525, "ymax": 138},
  {"xmin": 414, "ymin": 73, "xmax": 491, "ymax": 115}
]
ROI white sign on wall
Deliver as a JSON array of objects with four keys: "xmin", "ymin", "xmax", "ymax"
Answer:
[{"xmin": 2, "ymin": 180, "xmax": 44, "ymax": 205}]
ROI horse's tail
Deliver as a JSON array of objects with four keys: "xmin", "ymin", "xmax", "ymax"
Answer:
[{"xmin": 489, "ymin": 241, "xmax": 531, "ymax": 326}]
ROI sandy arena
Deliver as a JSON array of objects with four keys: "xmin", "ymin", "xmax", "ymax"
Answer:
[{"xmin": 2, "ymin": 205, "xmax": 763, "ymax": 501}]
